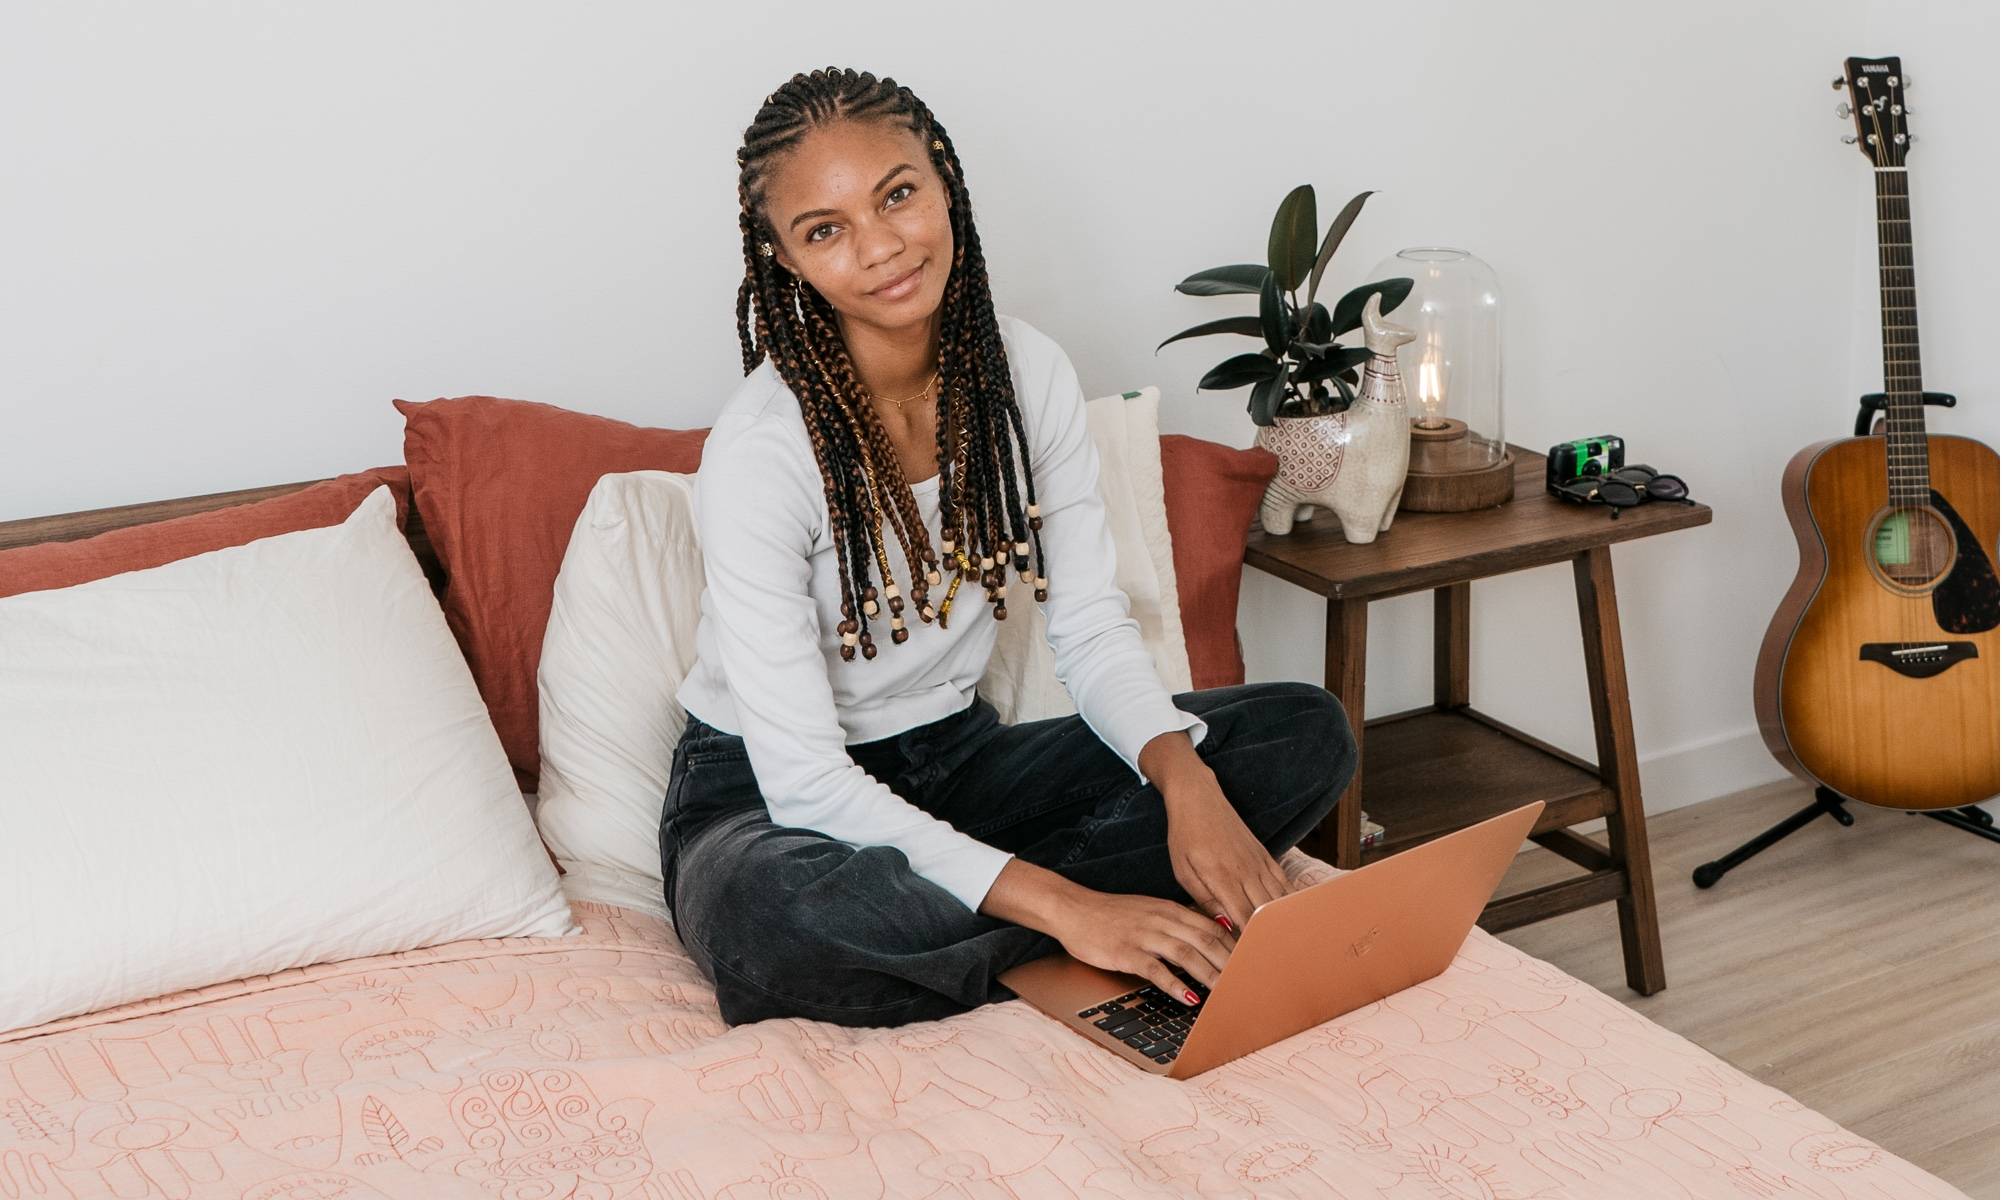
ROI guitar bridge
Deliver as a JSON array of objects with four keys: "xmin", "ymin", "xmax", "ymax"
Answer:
[{"xmin": 1858, "ymin": 641, "xmax": 1979, "ymax": 679}]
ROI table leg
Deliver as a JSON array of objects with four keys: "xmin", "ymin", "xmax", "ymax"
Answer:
[
  {"xmin": 1434, "ymin": 583, "xmax": 1470, "ymax": 709},
  {"xmin": 1315, "ymin": 596, "xmax": 1369, "ymax": 869},
  {"xmin": 1573, "ymin": 545, "xmax": 1668, "ymax": 994}
]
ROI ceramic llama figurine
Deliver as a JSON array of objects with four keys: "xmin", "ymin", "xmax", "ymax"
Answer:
[{"xmin": 1254, "ymin": 293, "xmax": 1417, "ymax": 542}]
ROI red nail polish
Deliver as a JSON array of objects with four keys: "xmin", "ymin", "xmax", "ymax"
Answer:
[{"xmin": 1184, "ymin": 989, "xmax": 1199, "ymax": 1005}]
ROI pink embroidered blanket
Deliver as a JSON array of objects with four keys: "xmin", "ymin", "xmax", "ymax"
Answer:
[{"xmin": 0, "ymin": 851, "xmax": 1963, "ymax": 1199}]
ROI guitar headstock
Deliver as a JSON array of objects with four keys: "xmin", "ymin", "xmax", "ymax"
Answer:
[{"xmin": 1836, "ymin": 57, "xmax": 1912, "ymax": 167}]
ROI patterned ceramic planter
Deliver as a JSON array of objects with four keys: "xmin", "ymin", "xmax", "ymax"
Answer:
[{"xmin": 1251, "ymin": 294, "xmax": 1415, "ymax": 543}]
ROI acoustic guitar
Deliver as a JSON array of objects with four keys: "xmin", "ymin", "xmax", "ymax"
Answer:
[{"xmin": 1754, "ymin": 56, "xmax": 1999, "ymax": 811}]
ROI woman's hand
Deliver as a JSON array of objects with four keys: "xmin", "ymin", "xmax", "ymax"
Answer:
[
  {"xmin": 1163, "ymin": 771, "xmax": 1291, "ymax": 935},
  {"xmin": 979, "ymin": 859, "xmax": 1233, "ymax": 1007},
  {"xmin": 1048, "ymin": 888, "xmax": 1236, "ymax": 1005}
]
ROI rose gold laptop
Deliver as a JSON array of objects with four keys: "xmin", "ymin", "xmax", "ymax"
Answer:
[{"xmin": 998, "ymin": 800, "xmax": 1543, "ymax": 1079}]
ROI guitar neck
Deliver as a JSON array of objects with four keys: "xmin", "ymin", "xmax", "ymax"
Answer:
[{"xmin": 1874, "ymin": 166, "xmax": 1930, "ymax": 503}]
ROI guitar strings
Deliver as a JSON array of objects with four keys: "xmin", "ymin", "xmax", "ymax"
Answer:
[{"xmin": 1863, "ymin": 74, "xmax": 1922, "ymax": 651}]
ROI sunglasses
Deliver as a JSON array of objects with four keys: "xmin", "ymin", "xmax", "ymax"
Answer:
[{"xmin": 1551, "ymin": 464, "xmax": 1693, "ymax": 519}]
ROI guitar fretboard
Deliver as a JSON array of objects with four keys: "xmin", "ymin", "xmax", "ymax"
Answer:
[{"xmin": 1873, "ymin": 166, "xmax": 1930, "ymax": 505}]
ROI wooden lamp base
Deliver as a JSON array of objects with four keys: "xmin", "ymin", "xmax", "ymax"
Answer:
[{"xmin": 1401, "ymin": 417, "xmax": 1515, "ymax": 512}]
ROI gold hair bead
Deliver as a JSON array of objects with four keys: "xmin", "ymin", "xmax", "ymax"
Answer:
[
  {"xmin": 759, "ymin": 241, "xmax": 774, "ymax": 257},
  {"xmin": 932, "ymin": 139, "xmax": 943, "ymax": 150}
]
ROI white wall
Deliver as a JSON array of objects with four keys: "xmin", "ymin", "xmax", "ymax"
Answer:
[{"xmin": 4, "ymin": 1, "xmax": 1995, "ymax": 812}]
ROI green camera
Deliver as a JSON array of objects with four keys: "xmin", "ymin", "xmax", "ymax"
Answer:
[{"xmin": 1545, "ymin": 436, "xmax": 1625, "ymax": 494}]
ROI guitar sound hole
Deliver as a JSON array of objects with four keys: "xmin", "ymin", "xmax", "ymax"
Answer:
[{"xmin": 1866, "ymin": 504, "xmax": 1957, "ymax": 593}]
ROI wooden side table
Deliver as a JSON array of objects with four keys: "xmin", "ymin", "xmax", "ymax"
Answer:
[{"xmin": 1243, "ymin": 444, "xmax": 1711, "ymax": 995}]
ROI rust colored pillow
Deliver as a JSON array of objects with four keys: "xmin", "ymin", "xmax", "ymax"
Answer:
[
  {"xmin": 0, "ymin": 467, "xmax": 411, "ymax": 600},
  {"xmin": 393, "ymin": 395, "xmax": 710, "ymax": 794},
  {"xmin": 1159, "ymin": 434, "xmax": 1279, "ymax": 690}
]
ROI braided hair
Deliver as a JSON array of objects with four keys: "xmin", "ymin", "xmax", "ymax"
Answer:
[{"xmin": 734, "ymin": 67, "xmax": 1047, "ymax": 663}]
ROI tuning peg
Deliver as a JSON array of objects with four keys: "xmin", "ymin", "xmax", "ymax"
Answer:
[
  {"xmin": 1836, "ymin": 102, "xmax": 1851, "ymax": 118},
  {"xmin": 1831, "ymin": 76, "xmax": 1846, "ymax": 90},
  {"xmin": 1841, "ymin": 134, "xmax": 1858, "ymax": 144}
]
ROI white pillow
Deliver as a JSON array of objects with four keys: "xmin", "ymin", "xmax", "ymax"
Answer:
[
  {"xmin": 977, "ymin": 385, "xmax": 1193, "ymax": 721},
  {"xmin": 0, "ymin": 485, "xmax": 576, "ymax": 1034},
  {"xmin": 533, "ymin": 389, "xmax": 1191, "ymax": 922},
  {"xmin": 534, "ymin": 471, "xmax": 705, "ymax": 918}
]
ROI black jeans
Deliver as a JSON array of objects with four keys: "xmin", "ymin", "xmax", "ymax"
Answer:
[{"xmin": 659, "ymin": 680, "xmax": 1356, "ymax": 1028}]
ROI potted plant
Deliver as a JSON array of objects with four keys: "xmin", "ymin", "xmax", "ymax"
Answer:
[{"xmin": 1161, "ymin": 185, "xmax": 1419, "ymax": 540}]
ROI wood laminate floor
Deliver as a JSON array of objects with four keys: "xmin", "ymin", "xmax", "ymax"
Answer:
[{"xmin": 1493, "ymin": 780, "xmax": 1999, "ymax": 1199}]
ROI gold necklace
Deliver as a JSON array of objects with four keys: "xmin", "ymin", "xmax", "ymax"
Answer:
[{"xmin": 866, "ymin": 367, "xmax": 940, "ymax": 409}]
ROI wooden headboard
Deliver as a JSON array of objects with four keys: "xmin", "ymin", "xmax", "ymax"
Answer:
[{"xmin": 0, "ymin": 479, "xmax": 448, "ymax": 595}]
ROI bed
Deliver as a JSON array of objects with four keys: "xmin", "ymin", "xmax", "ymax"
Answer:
[
  {"xmin": 0, "ymin": 432, "xmax": 1969, "ymax": 1199},
  {"xmin": 0, "ymin": 855, "xmax": 1965, "ymax": 1199}
]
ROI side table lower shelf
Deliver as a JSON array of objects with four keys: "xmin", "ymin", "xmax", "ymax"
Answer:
[{"xmin": 1305, "ymin": 706, "xmax": 1636, "ymax": 939}]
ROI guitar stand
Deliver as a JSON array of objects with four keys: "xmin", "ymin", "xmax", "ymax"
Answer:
[
  {"xmin": 1852, "ymin": 390, "xmax": 1956, "ymax": 436},
  {"xmin": 1696, "ymin": 389, "xmax": 1991, "ymax": 890},
  {"xmin": 1693, "ymin": 786, "xmax": 1997, "ymax": 889}
]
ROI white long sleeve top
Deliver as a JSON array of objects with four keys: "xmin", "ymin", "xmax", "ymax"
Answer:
[{"xmin": 673, "ymin": 314, "xmax": 1208, "ymax": 913}]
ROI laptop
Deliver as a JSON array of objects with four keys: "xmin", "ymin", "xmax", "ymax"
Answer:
[{"xmin": 998, "ymin": 800, "xmax": 1543, "ymax": 1079}]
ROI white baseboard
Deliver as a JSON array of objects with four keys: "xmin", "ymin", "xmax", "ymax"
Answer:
[
  {"xmin": 1520, "ymin": 726, "xmax": 1790, "ymax": 848},
  {"xmin": 1525, "ymin": 725, "xmax": 1998, "ymax": 849}
]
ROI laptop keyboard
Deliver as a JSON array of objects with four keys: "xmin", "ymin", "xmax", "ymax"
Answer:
[{"xmin": 1076, "ymin": 969, "xmax": 1211, "ymax": 1065}]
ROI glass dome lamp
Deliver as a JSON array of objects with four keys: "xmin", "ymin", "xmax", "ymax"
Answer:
[{"xmin": 1366, "ymin": 247, "xmax": 1513, "ymax": 510}]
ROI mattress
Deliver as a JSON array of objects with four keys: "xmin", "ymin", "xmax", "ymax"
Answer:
[{"xmin": 0, "ymin": 850, "xmax": 1964, "ymax": 1199}]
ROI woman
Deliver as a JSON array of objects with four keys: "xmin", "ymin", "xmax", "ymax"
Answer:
[{"xmin": 664, "ymin": 66, "xmax": 1357, "ymax": 1029}]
